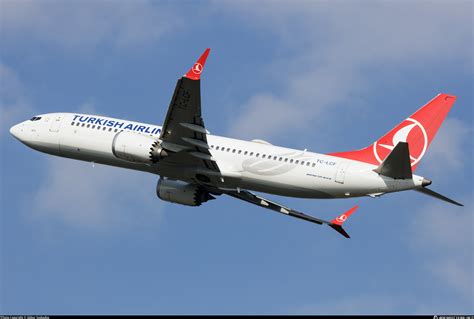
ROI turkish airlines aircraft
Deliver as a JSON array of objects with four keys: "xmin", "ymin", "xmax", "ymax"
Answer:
[{"xmin": 10, "ymin": 48, "xmax": 462, "ymax": 238}]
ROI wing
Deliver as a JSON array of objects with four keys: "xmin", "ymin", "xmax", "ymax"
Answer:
[
  {"xmin": 221, "ymin": 189, "xmax": 358, "ymax": 238},
  {"xmin": 158, "ymin": 48, "xmax": 220, "ymax": 175}
]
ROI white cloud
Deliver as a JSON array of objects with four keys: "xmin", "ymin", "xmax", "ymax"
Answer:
[
  {"xmin": 31, "ymin": 157, "xmax": 163, "ymax": 232},
  {"xmin": 1, "ymin": 0, "xmax": 181, "ymax": 51},
  {"xmin": 409, "ymin": 196, "xmax": 474, "ymax": 301},
  {"xmin": 224, "ymin": 2, "xmax": 472, "ymax": 141},
  {"xmin": 0, "ymin": 63, "xmax": 161, "ymax": 233},
  {"xmin": 229, "ymin": 94, "xmax": 305, "ymax": 140},
  {"xmin": 0, "ymin": 63, "xmax": 35, "ymax": 138},
  {"xmin": 421, "ymin": 118, "xmax": 472, "ymax": 178},
  {"xmin": 76, "ymin": 101, "xmax": 99, "ymax": 115}
]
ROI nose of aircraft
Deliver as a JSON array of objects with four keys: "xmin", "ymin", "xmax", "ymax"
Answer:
[
  {"xmin": 10, "ymin": 123, "xmax": 25, "ymax": 141},
  {"xmin": 10, "ymin": 124, "xmax": 20, "ymax": 139}
]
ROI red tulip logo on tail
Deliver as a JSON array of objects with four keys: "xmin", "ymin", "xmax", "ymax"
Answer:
[{"xmin": 373, "ymin": 118, "xmax": 428, "ymax": 167}]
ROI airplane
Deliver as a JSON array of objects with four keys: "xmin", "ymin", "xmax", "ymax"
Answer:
[{"xmin": 9, "ymin": 48, "xmax": 463, "ymax": 238}]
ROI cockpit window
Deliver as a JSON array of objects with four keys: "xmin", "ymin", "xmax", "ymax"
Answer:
[{"xmin": 29, "ymin": 116, "xmax": 42, "ymax": 121}]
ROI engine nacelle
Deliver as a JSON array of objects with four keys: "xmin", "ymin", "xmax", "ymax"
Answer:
[
  {"xmin": 156, "ymin": 178, "xmax": 215, "ymax": 206},
  {"xmin": 112, "ymin": 131, "xmax": 166, "ymax": 164}
]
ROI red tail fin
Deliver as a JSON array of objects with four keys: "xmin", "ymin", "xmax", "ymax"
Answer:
[{"xmin": 329, "ymin": 94, "xmax": 457, "ymax": 171}]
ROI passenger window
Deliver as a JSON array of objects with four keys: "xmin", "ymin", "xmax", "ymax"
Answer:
[
  {"xmin": 238, "ymin": 150, "xmax": 242, "ymax": 154},
  {"xmin": 301, "ymin": 161, "xmax": 305, "ymax": 165},
  {"xmin": 87, "ymin": 124, "xmax": 90, "ymax": 128},
  {"xmin": 114, "ymin": 128, "xmax": 118, "ymax": 132},
  {"xmin": 273, "ymin": 156, "xmax": 277, "ymax": 160},
  {"xmin": 256, "ymin": 153, "xmax": 260, "ymax": 157},
  {"xmin": 226, "ymin": 148, "xmax": 230, "ymax": 152},
  {"xmin": 290, "ymin": 159, "xmax": 294, "ymax": 163},
  {"xmin": 312, "ymin": 163, "xmax": 316, "ymax": 167},
  {"xmin": 262, "ymin": 154, "xmax": 266, "ymax": 159},
  {"xmin": 250, "ymin": 152, "xmax": 254, "ymax": 156},
  {"xmin": 295, "ymin": 160, "xmax": 299, "ymax": 164},
  {"xmin": 81, "ymin": 123, "xmax": 85, "ymax": 127},
  {"xmin": 306, "ymin": 162, "xmax": 310, "ymax": 166},
  {"xmin": 216, "ymin": 146, "xmax": 220, "ymax": 150},
  {"xmin": 76, "ymin": 123, "xmax": 80, "ymax": 126},
  {"xmin": 284, "ymin": 158, "xmax": 288, "ymax": 162},
  {"xmin": 71, "ymin": 122, "xmax": 74, "ymax": 125},
  {"xmin": 244, "ymin": 151, "xmax": 248, "ymax": 155},
  {"xmin": 232, "ymin": 149, "xmax": 236, "ymax": 153},
  {"xmin": 109, "ymin": 127, "xmax": 112, "ymax": 131},
  {"xmin": 92, "ymin": 125, "xmax": 95, "ymax": 129},
  {"xmin": 103, "ymin": 127, "xmax": 106, "ymax": 131},
  {"xmin": 279, "ymin": 157, "xmax": 282, "ymax": 161}
]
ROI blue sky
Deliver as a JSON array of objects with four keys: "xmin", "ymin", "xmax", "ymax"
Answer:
[{"xmin": 1, "ymin": 0, "xmax": 473, "ymax": 314}]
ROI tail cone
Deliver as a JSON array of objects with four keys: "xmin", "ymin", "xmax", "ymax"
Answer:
[{"xmin": 422, "ymin": 178, "xmax": 432, "ymax": 187}]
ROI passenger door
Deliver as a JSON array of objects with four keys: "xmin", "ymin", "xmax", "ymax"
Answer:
[
  {"xmin": 335, "ymin": 162, "xmax": 349, "ymax": 184},
  {"xmin": 50, "ymin": 116, "xmax": 62, "ymax": 132}
]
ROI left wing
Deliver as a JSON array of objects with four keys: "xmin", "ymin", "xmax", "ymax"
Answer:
[
  {"xmin": 222, "ymin": 189, "xmax": 358, "ymax": 238},
  {"xmin": 157, "ymin": 48, "xmax": 220, "ymax": 175}
]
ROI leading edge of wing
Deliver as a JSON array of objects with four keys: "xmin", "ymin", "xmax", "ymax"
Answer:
[{"xmin": 184, "ymin": 48, "xmax": 211, "ymax": 80}]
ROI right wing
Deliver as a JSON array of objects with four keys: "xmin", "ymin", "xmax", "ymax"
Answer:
[
  {"xmin": 221, "ymin": 189, "xmax": 358, "ymax": 238},
  {"xmin": 156, "ymin": 48, "xmax": 220, "ymax": 176}
]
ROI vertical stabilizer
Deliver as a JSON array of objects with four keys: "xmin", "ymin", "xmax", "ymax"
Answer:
[{"xmin": 329, "ymin": 94, "xmax": 457, "ymax": 171}]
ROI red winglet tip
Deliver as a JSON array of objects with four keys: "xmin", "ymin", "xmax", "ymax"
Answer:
[
  {"xmin": 331, "ymin": 205, "xmax": 359, "ymax": 226},
  {"xmin": 185, "ymin": 48, "xmax": 211, "ymax": 80}
]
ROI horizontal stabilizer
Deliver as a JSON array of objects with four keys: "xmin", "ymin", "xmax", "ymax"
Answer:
[
  {"xmin": 374, "ymin": 142, "xmax": 412, "ymax": 179},
  {"xmin": 415, "ymin": 187, "xmax": 463, "ymax": 206}
]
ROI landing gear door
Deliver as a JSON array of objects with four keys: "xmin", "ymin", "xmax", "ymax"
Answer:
[
  {"xmin": 335, "ymin": 162, "xmax": 349, "ymax": 184},
  {"xmin": 50, "ymin": 116, "xmax": 62, "ymax": 132}
]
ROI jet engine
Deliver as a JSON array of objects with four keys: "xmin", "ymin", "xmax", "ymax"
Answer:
[
  {"xmin": 156, "ymin": 178, "xmax": 215, "ymax": 206},
  {"xmin": 112, "ymin": 131, "xmax": 167, "ymax": 164}
]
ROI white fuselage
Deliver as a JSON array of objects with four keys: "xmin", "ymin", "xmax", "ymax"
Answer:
[{"xmin": 10, "ymin": 112, "xmax": 426, "ymax": 199}]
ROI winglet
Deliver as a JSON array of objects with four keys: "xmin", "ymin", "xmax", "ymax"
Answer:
[
  {"xmin": 331, "ymin": 205, "xmax": 358, "ymax": 226},
  {"xmin": 184, "ymin": 48, "xmax": 211, "ymax": 80},
  {"xmin": 328, "ymin": 205, "xmax": 359, "ymax": 238}
]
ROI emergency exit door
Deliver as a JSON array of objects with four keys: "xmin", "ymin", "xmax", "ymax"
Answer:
[{"xmin": 335, "ymin": 162, "xmax": 349, "ymax": 184}]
